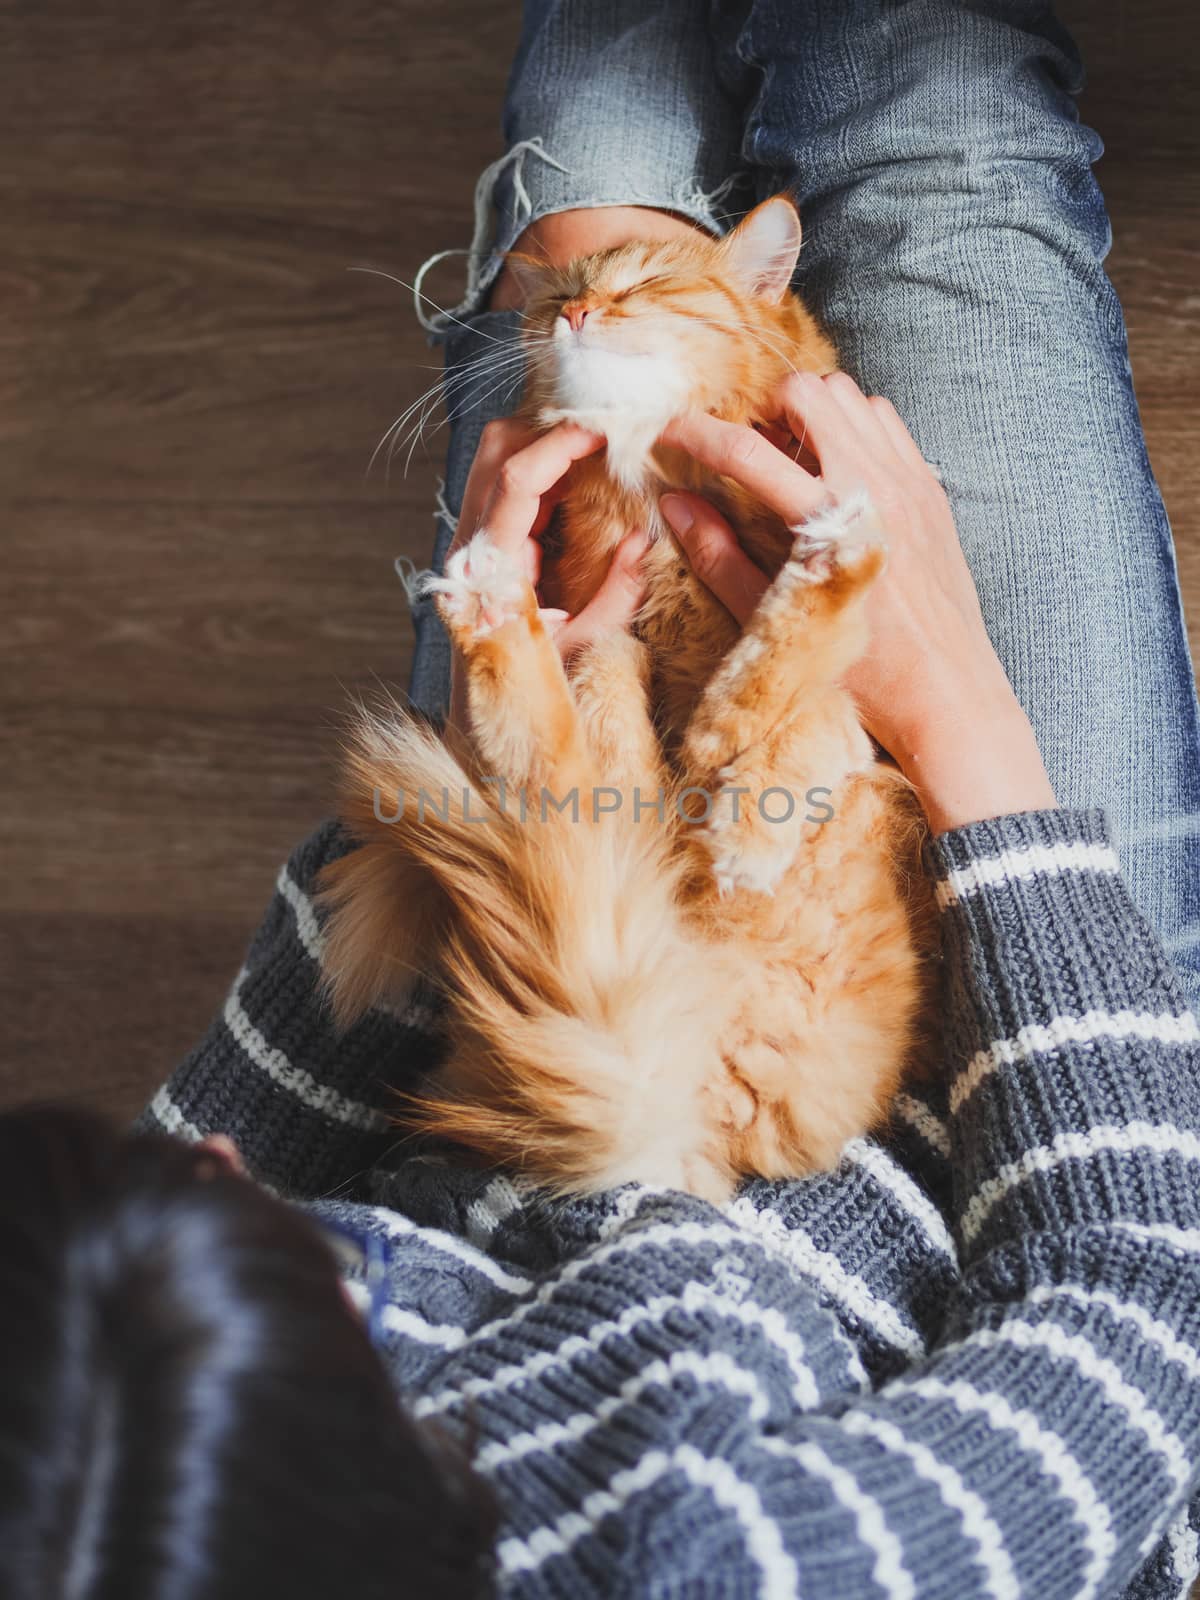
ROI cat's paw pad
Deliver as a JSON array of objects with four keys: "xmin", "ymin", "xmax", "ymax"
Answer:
[
  {"xmin": 787, "ymin": 492, "xmax": 884, "ymax": 581},
  {"xmin": 423, "ymin": 532, "xmax": 529, "ymax": 638}
]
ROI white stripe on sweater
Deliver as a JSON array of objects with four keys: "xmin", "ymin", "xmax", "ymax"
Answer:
[
  {"xmin": 360, "ymin": 1205, "xmax": 533, "ymax": 1296},
  {"xmin": 950, "ymin": 1012, "xmax": 1199, "ymax": 1115},
  {"xmin": 1113, "ymin": 1222, "xmax": 1200, "ymax": 1255},
  {"xmin": 413, "ymin": 1280, "xmax": 822, "ymax": 1420},
  {"xmin": 844, "ymin": 1140, "xmax": 958, "ymax": 1264},
  {"xmin": 149, "ymin": 1089, "xmax": 283, "ymax": 1198},
  {"xmin": 449, "ymin": 1214, "xmax": 896, "ymax": 1373},
  {"xmin": 840, "ymin": 1412, "xmax": 1019, "ymax": 1599},
  {"xmin": 597, "ymin": 1183, "xmax": 675, "ymax": 1240},
  {"xmin": 1026, "ymin": 1284, "xmax": 1200, "ymax": 1385},
  {"xmin": 933, "ymin": 841, "xmax": 1120, "ymax": 909},
  {"xmin": 342, "ymin": 1280, "xmax": 466, "ymax": 1348},
  {"xmin": 223, "ymin": 969, "xmax": 386, "ymax": 1131},
  {"xmin": 277, "ymin": 866, "xmax": 325, "ymax": 960},
  {"xmin": 476, "ymin": 1349, "xmax": 771, "ymax": 1474},
  {"xmin": 761, "ymin": 1436, "xmax": 914, "ymax": 1600},
  {"xmin": 1166, "ymin": 1506, "xmax": 1200, "ymax": 1595},
  {"xmin": 1019, "ymin": 1289, "xmax": 1200, "ymax": 1568},
  {"xmin": 891, "ymin": 1093, "xmax": 952, "ymax": 1160},
  {"xmin": 464, "ymin": 1175, "xmax": 525, "ymax": 1248},
  {"xmin": 959, "ymin": 1122, "xmax": 1200, "ymax": 1245},
  {"xmin": 597, "ymin": 1191, "xmax": 878, "ymax": 1384},
  {"xmin": 894, "ymin": 1375, "xmax": 1114, "ymax": 1600},
  {"xmin": 963, "ymin": 1321, "xmax": 1189, "ymax": 1491},
  {"xmin": 402, "ymin": 1206, "xmax": 897, "ymax": 1401},
  {"xmin": 496, "ymin": 1444, "xmax": 799, "ymax": 1598},
  {"xmin": 599, "ymin": 1191, "xmax": 874, "ymax": 1389},
  {"xmin": 149, "ymin": 1086, "xmax": 204, "ymax": 1143},
  {"xmin": 725, "ymin": 1196, "xmax": 925, "ymax": 1357}
]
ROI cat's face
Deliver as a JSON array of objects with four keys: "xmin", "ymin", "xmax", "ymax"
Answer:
[{"xmin": 517, "ymin": 197, "xmax": 808, "ymax": 487}]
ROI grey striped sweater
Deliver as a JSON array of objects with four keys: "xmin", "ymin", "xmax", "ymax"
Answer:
[{"xmin": 142, "ymin": 805, "xmax": 1200, "ymax": 1599}]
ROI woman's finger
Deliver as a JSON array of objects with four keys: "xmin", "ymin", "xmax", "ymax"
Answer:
[
  {"xmin": 768, "ymin": 371, "xmax": 881, "ymax": 487},
  {"xmin": 450, "ymin": 418, "xmax": 542, "ymax": 557},
  {"xmin": 551, "ymin": 530, "xmax": 649, "ymax": 657},
  {"xmin": 660, "ymin": 412, "xmax": 827, "ymax": 525},
  {"xmin": 524, "ymin": 537, "xmax": 542, "ymax": 585},
  {"xmin": 470, "ymin": 416, "xmax": 542, "ymax": 475},
  {"xmin": 820, "ymin": 374, "xmax": 910, "ymax": 480},
  {"xmin": 752, "ymin": 421, "xmax": 822, "ymax": 478},
  {"xmin": 480, "ymin": 424, "xmax": 605, "ymax": 553},
  {"xmin": 659, "ymin": 491, "xmax": 770, "ymax": 626}
]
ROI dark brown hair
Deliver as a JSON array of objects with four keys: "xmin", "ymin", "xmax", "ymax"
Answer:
[{"xmin": 0, "ymin": 1105, "xmax": 494, "ymax": 1599}]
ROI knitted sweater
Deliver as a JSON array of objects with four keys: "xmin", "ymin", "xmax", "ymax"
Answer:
[{"xmin": 141, "ymin": 806, "xmax": 1200, "ymax": 1599}]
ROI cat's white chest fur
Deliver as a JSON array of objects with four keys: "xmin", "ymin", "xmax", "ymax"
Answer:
[{"xmin": 540, "ymin": 318, "xmax": 688, "ymax": 488}]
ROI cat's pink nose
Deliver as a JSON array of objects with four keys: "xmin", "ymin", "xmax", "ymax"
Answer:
[{"xmin": 562, "ymin": 302, "xmax": 590, "ymax": 333}]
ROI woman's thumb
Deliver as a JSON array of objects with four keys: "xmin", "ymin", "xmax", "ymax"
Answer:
[
  {"xmin": 659, "ymin": 492, "xmax": 768, "ymax": 625},
  {"xmin": 551, "ymin": 530, "xmax": 649, "ymax": 656}
]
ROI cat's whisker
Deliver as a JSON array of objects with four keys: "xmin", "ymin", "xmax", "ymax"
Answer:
[
  {"xmin": 421, "ymin": 339, "xmax": 555, "ymax": 400},
  {"xmin": 642, "ymin": 307, "xmax": 824, "ymax": 456},
  {"xmin": 348, "ymin": 265, "xmax": 511, "ymax": 345},
  {"xmin": 370, "ymin": 348, "xmax": 538, "ymax": 480},
  {"xmin": 389, "ymin": 352, "xmax": 533, "ymax": 468},
  {"xmin": 368, "ymin": 376, "xmax": 462, "ymax": 481},
  {"xmin": 392, "ymin": 366, "xmax": 524, "ymax": 476},
  {"xmin": 368, "ymin": 401, "xmax": 435, "ymax": 482},
  {"xmin": 398, "ymin": 364, "xmax": 528, "ymax": 475}
]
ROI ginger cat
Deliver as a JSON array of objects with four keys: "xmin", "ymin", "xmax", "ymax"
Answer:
[{"xmin": 318, "ymin": 197, "xmax": 937, "ymax": 1202}]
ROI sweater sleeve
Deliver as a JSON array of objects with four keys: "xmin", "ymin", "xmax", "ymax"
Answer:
[
  {"xmin": 928, "ymin": 806, "xmax": 1200, "ymax": 1264},
  {"xmin": 442, "ymin": 809, "xmax": 1200, "ymax": 1599},
  {"xmin": 136, "ymin": 820, "xmax": 444, "ymax": 1199}
]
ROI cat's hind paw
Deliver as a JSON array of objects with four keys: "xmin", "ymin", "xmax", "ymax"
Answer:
[
  {"xmin": 704, "ymin": 771, "xmax": 799, "ymax": 899},
  {"xmin": 423, "ymin": 531, "xmax": 532, "ymax": 641},
  {"xmin": 710, "ymin": 838, "xmax": 791, "ymax": 899}
]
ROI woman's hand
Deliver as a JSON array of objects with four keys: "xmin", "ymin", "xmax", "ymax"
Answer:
[
  {"xmin": 659, "ymin": 373, "xmax": 1057, "ymax": 834},
  {"xmin": 445, "ymin": 418, "xmax": 648, "ymax": 732}
]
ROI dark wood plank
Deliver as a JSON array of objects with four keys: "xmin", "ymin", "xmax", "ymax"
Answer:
[
  {"xmin": 3, "ymin": 500, "xmax": 415, "ymax": 909},
  {"xmin": 0, "ymin": 912, "xmax": 251, "ymax": 1123}
]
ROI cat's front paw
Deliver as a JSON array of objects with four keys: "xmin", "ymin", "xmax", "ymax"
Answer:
[
  {"xmin": 423, "ymin": 531, "xmax": 531, "ymax": 641},
  {"xmin": 787, "ymin": 492, "xmax": 885, "ymax": 583}
]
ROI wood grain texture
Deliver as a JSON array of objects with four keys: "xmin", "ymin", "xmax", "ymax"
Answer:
[{"xmin": 1, "ymin": 0, "xmax": 1196, "ymax": 1122}]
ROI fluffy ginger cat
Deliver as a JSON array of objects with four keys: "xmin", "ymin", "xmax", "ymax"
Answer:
[{"xmin": 317, "ymin": 196, "xmax": 937, "ymax": 1202}]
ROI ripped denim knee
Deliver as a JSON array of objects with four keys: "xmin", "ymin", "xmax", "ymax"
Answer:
[{"xmin": 412, "ymin": 137, "xmax": 750, "ymax": 334}]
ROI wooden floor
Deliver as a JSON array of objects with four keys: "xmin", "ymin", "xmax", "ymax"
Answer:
[{"xmin": 2, "ymin": 1, "xmax": 1196, "ymax": 1122}]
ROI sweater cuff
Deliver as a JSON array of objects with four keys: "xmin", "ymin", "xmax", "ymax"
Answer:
[
  {"xmin": 922, "ymin": 808, "xmax": 1200, "ymax": 1257},
  {"xmin": 924, "ymin": 807, "xmax": 1189, "ymax": 1023},
  {"xmin": 926, "ymin": 806, "xmax": 1112, "ymax": 887}
]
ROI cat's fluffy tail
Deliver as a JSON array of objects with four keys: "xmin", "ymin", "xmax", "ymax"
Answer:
[{"xmin": 317, "ymin": 708, "xmax": 734, "ymax": 1198}]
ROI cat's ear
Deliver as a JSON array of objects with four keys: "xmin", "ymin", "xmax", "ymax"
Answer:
[
  {"xmin": 502, "ymin": 250, "xmax": 553, "ymax": 303},
  {"xmin": 721, "ymin": 197, "xmax": 803, "ymax": 302}
]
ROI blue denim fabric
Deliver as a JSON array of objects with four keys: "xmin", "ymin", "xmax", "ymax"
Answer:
[{"xmin": 407, "ymin": 0, "xmax": 1200, "ymax": 1005}]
